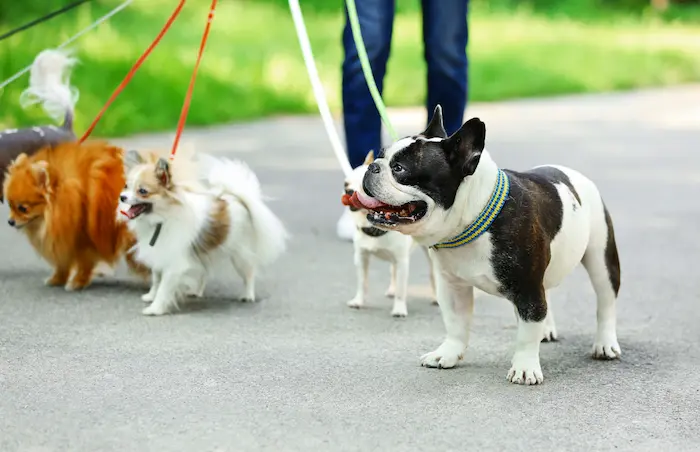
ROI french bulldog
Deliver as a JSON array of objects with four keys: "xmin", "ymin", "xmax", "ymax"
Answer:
[{"xmin": 347, "ymin": 105, "xmax": 621, "ymax": 385}]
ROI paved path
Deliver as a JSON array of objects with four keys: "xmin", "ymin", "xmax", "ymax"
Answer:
[{"xmin": 2, "ymin": 86, "xmax": 700, "ymax": 451}]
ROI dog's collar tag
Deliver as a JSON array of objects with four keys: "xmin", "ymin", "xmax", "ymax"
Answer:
[
  {"xmin": 149, "ymin": 222, "xmax": 163, "ymax": 246},
  {"xmin": 432, "ymin": 169, "xmax": 510, "ymax": 250}
]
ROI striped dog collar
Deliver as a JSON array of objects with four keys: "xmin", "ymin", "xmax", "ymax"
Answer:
[{"xmin": 433, "ymin": 169, "xmax": 510, "ymax": 249}]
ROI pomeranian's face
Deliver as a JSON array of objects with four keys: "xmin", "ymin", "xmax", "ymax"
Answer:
[
  {"xmin": 3, "ymin": 154, "xmax": 49, "ymax": 229},
  {"xmin": 120, "ymin": 150, "xmax": 174, "ymax": 220}
]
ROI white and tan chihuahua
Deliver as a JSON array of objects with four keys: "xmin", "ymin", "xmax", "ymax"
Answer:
[{"xmin": 341, "ymin": 151, "xmax": 436, "ymax": 317}]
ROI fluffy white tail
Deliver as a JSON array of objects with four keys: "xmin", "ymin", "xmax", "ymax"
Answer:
[
  {"xmin": 19, "ymin": 48, "xmax": 79, "ymax": 128},
  {"xmin": 198, "ymin": 153, "xmax": 288, "ymax": 266}
]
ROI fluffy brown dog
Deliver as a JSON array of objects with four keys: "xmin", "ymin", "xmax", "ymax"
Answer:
[{"xmin": 3, "ymin": 140, "xmax": 147, "ymax": 290}]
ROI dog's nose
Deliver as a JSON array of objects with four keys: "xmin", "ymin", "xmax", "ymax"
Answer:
[
  {"xmin": 344, "ymin": 188, "xmax": 354, "ymax": 196},
  {"xmin": 368, "ymin": 162, "xmax": 380, "ymax": 174},
  {"xmin": 120, "ymin": 195, "xmax": 127, "ymax": 202},
  {"xmin": 8, "ymin": 218, "xmax": 15, "ymax": 227}
]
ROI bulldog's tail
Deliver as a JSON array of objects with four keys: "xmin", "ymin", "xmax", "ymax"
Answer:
[{"xmin": 19, "ymin": 48, "xmax": 79, "ymax": 132}]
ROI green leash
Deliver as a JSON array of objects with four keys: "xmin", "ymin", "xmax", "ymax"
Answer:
[{"xmin": 345, "ymin": 0, "xmax": 398, "ymax": 141}]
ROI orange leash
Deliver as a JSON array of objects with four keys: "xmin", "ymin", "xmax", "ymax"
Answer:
[
  {"xmin": 169, "ymin": 0, "xmax": 217, "ymax": 160},
  {"xmin": 79, "ymin": 0, "xmax": 187, "ymax": 143}
]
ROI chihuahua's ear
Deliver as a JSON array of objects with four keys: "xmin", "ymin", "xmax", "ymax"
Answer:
[
  {"xmin": 31, "ymin": 160, "xmax": 50, "ymax": 187},
  {"xmin": 124, "ymin": 149, "xmax": 144, "ymax": 171},
  {"xmin": 421, "ymin": 105, "xmax": 447, "ymax": 139},
  {"xmin": 155, "ymin": 158, "xmax": 171, "ymax": 187},
  {"xmin": 363, "ymin": 150, "xmax": 375, "ymax": 166},
  {"xmin": 442, "ymin": 117, "xmax": 486, "ymax": 178}
]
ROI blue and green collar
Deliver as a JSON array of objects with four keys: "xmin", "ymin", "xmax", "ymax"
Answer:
[{"xmin": 432, "ymin": 169, "xmax": 510, "ymax": 249}]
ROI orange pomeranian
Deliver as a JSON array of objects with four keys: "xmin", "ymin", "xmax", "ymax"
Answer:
[{"xmin": 3, "ymin": 140, "xmax": 148, "ymax": 290}]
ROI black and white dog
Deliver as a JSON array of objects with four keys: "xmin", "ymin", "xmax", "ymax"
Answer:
[{"xmin": 349, "ymin": 106, "xmax": 621, "ymax": 385}]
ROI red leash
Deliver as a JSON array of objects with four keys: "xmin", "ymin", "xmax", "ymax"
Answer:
[
  {"xmin": 170, "ymin": 0, "xmax": 217, "ymax": 160},
  {"xmin": 79, "ymin": 0, "xmax": 187, "ymax": 143}
]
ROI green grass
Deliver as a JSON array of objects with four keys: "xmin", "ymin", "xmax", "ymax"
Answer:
[{"xmin": 1, "ymin": 0, "xmax": 699, "ymax": 137}]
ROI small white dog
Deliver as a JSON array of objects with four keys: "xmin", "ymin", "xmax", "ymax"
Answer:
[
  {"xmin": 342, "ymin": 151, "xmax": 436, "ymax": 317},
  {"xmin": 120, "ymin": 149, "xmax": 287, "ymax": 316}
]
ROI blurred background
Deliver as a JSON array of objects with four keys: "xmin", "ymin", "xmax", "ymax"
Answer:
[{"xmin": 1, "ymin": 0, "xmax": 699, "ymax": 137}]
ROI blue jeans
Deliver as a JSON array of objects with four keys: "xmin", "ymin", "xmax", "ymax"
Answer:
[{"xmin": 342, "ymin": 0, "xmax": 469, "ymax": 168}]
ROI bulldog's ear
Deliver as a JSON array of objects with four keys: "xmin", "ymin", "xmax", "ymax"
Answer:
[
  {"xmin": 124, "ymin": 149, "xmax": 144, "ymax": 171},
  {"xmin": 31, "ymin": 160, "xmax": 50, "ymax": 187},
  {"xmin": 363, "ymin": 150, "xmax": 375, "ymax": 166},
  {"xmin": 443, "ymin": 117, "xmax": 486, "ymax": 177},
  {"xmin": 421, "ymin": 105, "xmax": 447, "ymax": 139},
  {"xmin": 155, "ymin": 158, "xmax": 171, "ymax": 187}
]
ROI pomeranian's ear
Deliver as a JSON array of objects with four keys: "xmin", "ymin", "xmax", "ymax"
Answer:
[
  {"xmin": 31, "ymin": 161, "xmax": 50, "ymax": 187},
  {"xmin": 155, "ymin": 158, "xmax": 171, "ymax": 187},
  {"xmin": 123, "ymin": 149, "xmax": 144, "ymax": 171},
  {"xmin": 8, "ymin": 153, "xmax": 28, "ymax": 171}
]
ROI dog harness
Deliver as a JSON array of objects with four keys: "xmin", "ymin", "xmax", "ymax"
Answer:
[{"xmin": 432, "ymin": 169, "xmax": 510, "ymax": 249}]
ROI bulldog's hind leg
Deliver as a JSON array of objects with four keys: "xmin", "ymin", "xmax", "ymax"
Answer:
[{"xmin": 582, "ymin": 203, "xmax": 621, "ymax": 360}]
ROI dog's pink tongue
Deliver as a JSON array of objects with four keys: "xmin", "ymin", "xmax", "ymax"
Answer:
[
  {"xmin": 355, "ymin": 191, "xmax": 386, "ymax": 209},
  {"xmin": 124, "ymin": 206, "xmax": 140, "ymax": 220}
]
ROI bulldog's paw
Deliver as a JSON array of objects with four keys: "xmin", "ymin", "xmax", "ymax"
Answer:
[
  {"xmin": 592, "ymin": 338, "xmax": 621, "ymax": 360},
  {"xmin": 507, "ymin": 355, "xmax": 543, "ymax": 385},
  {"xmin": 420, "ymin": 340, "xmax": 465, "ymax": 369},
  {"xmin": 542, "ymin": 322, "xmax": 558, "ymax": 342}
]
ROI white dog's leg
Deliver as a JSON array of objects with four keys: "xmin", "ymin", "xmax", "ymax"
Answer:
[
  {"xmin": 142, "ymin": 269, "xmax": 180, "ymax": 316},
  {"xmin": 507, "ymin": 314, "xmax": 545, "ymax": 385},
  {"xmin": 385, "ymin": 263, "xmax": 396, "ymax": 298},
  {"xmin": 184, "ymin": 268, "xmax": 207, "ymax": 298},
  {"xmin": 232, "ymin": 257, "xmax": 256, "ymax": 302},
  {"xmin": 241, "ymin": 267, "xmax": 256, "ymax": 302},
  {"xmin": 583, "ymin": 249, "xmax": 621, "ymax": 359},
  {"xmin": 390, "ymin": 258, "xmax": 409, "ymax": 317},
  {"xmin": 422, "ymin": 246, "xmax": 438, "ymax": 305},
  {"xmin": 141, "ymin": 270, "xmax": 161, "ymax": 303},
  {"xmin": 347, "ymin": 250, "xmax": 369, "ymax": 309},
  {"xmin": 420, "ymin": 271, "xmax": 474, "ymax": 369}
]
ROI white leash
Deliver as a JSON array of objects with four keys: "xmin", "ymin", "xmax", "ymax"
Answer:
[
  {"xmin": 0, "ymin": 0, "xmax": 134, "ymax": 93},
  {"xmin": 288, "ymin": 0, "xmax": 352, "ymax": 177}
]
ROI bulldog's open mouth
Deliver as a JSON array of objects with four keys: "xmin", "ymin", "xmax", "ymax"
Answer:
[
  {"xmin": 345, "ymin": 191, "xmax": 427, "ymax": 226},
  {"xmin": 123, "ymin": 203, "xmax": 152, "ymax": 220}
]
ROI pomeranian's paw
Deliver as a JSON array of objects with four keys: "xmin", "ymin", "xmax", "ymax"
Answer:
[
  {"xmin": 64, "ymin": 280, "xmax": 91, "ymax": 291},
  {"xmin": 141, "ymin": 292, "xmax": 155, "ymax": 303},
  {"xmin": 45, "ymin": 273, "xmax": 69, "ymax": 287}
]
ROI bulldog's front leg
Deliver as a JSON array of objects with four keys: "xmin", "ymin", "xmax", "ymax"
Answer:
[
  {"xmin": 507, "ymin": 289, "xmax": 547, "ymax": 385},
  {"xmin": 420, "ymin": 270, "xmax": 474, "ymax": 369}
]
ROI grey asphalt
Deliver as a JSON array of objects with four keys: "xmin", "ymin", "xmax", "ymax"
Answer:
[{"xmin": 2, "ymin": 86, "xmax": 699, "ymax": 452}]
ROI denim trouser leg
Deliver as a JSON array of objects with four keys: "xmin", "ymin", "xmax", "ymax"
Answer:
[
  {"xmin": 421, "ymin": 0, "xmax": 469, "ymax": 136},
  {"xmin": 342, "ymin": 0, "xmax": 395, "ymax": 169}
]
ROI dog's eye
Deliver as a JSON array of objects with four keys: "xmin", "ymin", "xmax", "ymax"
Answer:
[
  {"xmin": 137, "ymin": 188, "xmax": 148, "ymax": 196},
  {"xmin": 18, "ymin": 205, "xmax": 27, "ymax": 213},
  {"xmin": 391, "ymin": 163, "xmax": 405, "ymax": 173}
]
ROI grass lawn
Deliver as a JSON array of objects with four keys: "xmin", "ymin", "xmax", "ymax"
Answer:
[{"xmin": 1, "ymin": 0, "xmax": 699, "ymax": 137}]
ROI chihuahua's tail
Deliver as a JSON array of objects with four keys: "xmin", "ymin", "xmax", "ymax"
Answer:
[
  {"xmin": 19, "ymin": 48, "xmax": 79, "ymax": 132},
  {"xmin": 198, "ymin": 153, "xmax": 288, "ymax": 267}
]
